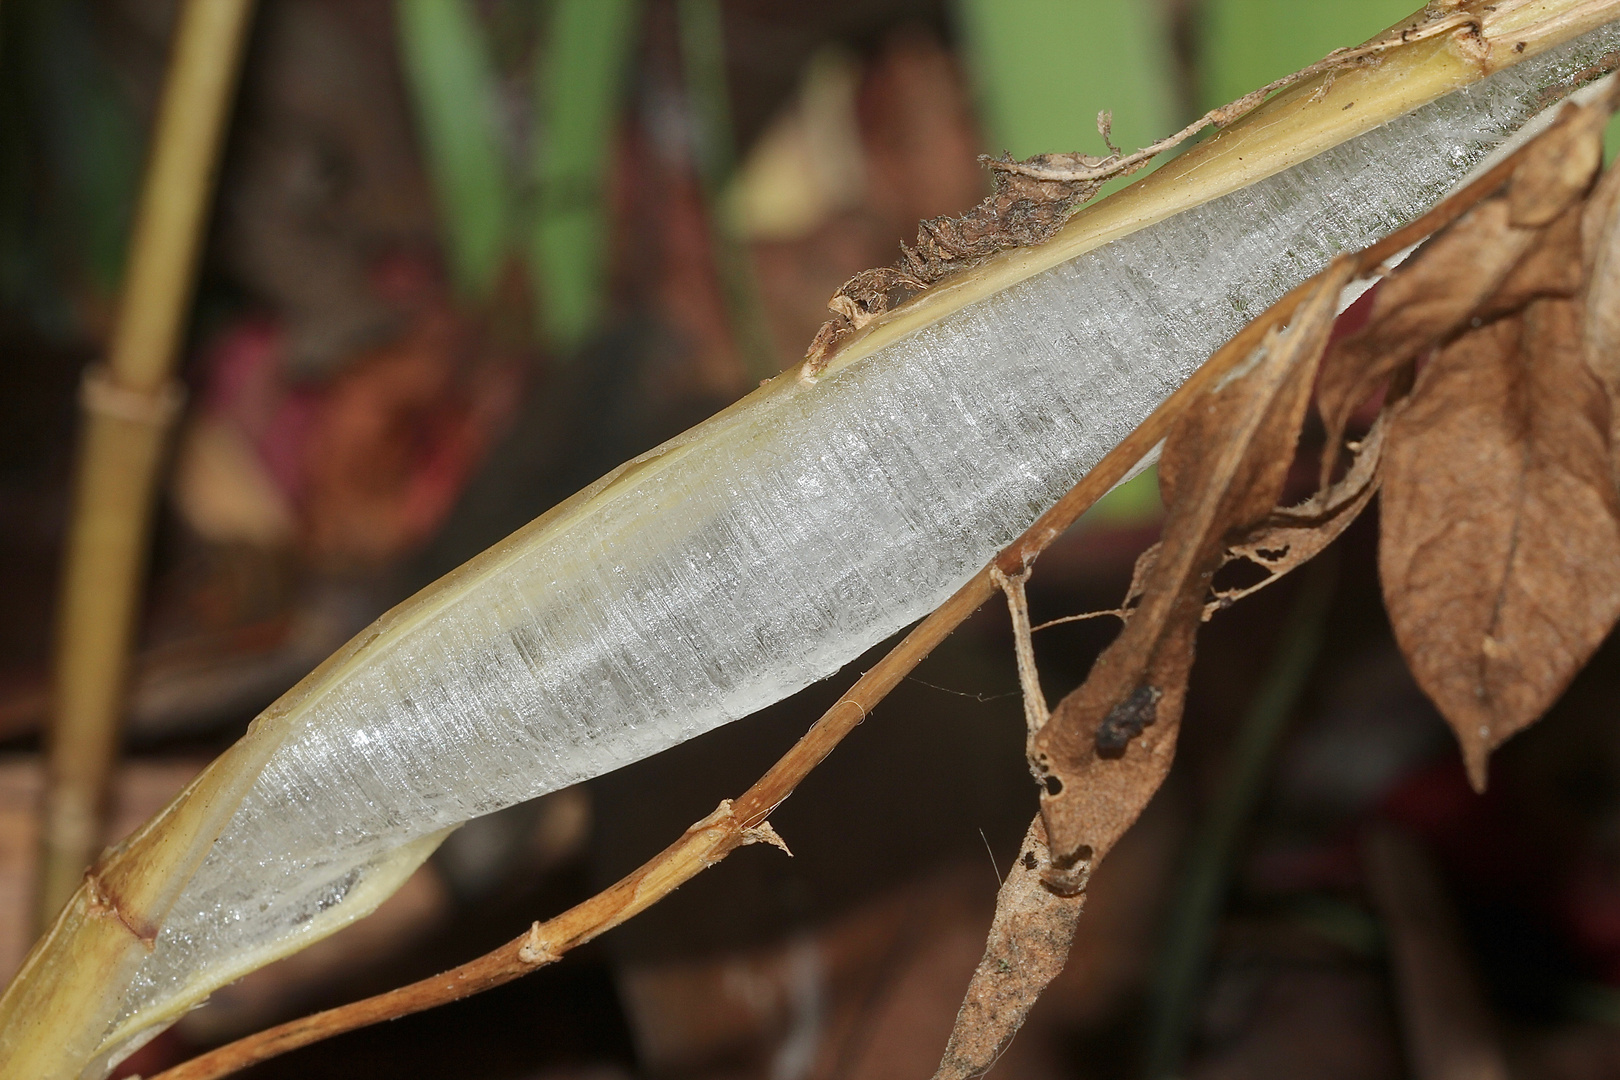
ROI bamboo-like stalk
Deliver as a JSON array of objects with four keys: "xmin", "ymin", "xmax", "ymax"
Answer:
[
  {"xmin": 36, "ymin": 0, "xmax": 256, "ymax": 928},
  {"xmin": 3, "ymin": 4, "xmax": 1616, "ymax": 1078}
]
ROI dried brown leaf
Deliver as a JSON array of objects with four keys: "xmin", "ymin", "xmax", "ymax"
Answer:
[
  {"xmin": 1318, "ymin": 201, "xmax": 1540, "ymax": 462},
  {"xmin": 1582, "ymin": 153, "xmax": 1620, "ymax": 466},
  {"xmin": 1475, "ymin": 202, "xmax": 1587, "ymax": 319},
  {"xmin": 1029, "ymin": 259, "xmax": 1353, "ymax": 869},
  {"xmin": 1317, "ymin": 101, "xmax": 1610, "ymax": 465},
  {"xmin": 1380, "ymin": 299, "xmax": 1620, "ymax": 790},
  {"xmin": 1507, "ymin": 103, "xmax": 1606, "ymax": 228},
  {"xmin": 931, "ymin": 816, "xmax": 1085, "ymax": 1080},
  {"xmin": 1211, "ymin": 412, "xmax": 1386, "ymax": 616},
  {"xmin": 1117, "ymin": 414, "xmax": 1382, "ymax": 627}
]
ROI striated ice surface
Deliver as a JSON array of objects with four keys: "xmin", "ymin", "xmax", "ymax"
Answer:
[{"xmin": 111, "ymin": 23, "xmax": 1620, "ymax": 1033}]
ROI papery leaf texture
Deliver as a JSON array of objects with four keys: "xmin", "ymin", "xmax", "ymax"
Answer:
[
  {"xmin": 1380, "ymin": 299, "xmax": 1620, "ymax": 789},
  {"xmin": 1029, "ymin": 260, "xmax": 1352, "ymax": 869}
]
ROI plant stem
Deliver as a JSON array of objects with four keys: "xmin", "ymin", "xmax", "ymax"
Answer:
[
  {"xmin": 20, "ymin": 16, "xmax": 1602, "ymax": 1075},
  {"xmin": 145, "ymin": 164, "xmax": 1501, "ymax": 1072},
  {"xmin": 1145, "ymin": 553, "xmax": 1339, "ymax": 1079},
  {"xmin": 36, "ymin": 0, "xmax": 255, "ymax": 931}
]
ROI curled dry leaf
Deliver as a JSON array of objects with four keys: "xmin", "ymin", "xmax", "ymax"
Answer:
[
  {"xmin": 1316, "ymin": 98, "xmax": 1609, "ymax": 468},
  {"xmin": 1380, "ymin": 300, "xmax": 1620, "ymax": 790},
  {"xmin": 930, "ymin": 816, "xmax": 1085, "ymax": 1080},
  {"xmin": 1581, "ymin": 150, "xmax": 1620, "ymax": 477},
  {"xmin": 1028, "ymin": 258, "xmax": 1354, "ymax": 871},
  {"xmin": 1337, "ymin": 86, "xmax": 1620, "ymax": 790},
  {"xmin": 1212, "ymin": 413, "xmax": 1387, "ymax": 617},
  {"xmin": 1119, "ymin": 413, "xmax": 1387, "ymax": 624}
]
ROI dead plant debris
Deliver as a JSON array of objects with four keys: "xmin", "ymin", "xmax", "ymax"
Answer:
[
  {"xmin": 930, "ymin": 816, "xmax": 1085, "ymax": 1080},
  {"xmin": 941, "ymin": 78, "xmax": 1620, "ymax": 1077},
  {"xmin": 802, "ymin": 5, "xmax": 1486, "ymax": 378},
  {"xmin": 151, "ymin": 62, "xmax": 1620, "ymax": 1080}
]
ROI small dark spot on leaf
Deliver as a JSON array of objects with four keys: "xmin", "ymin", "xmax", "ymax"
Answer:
[{"xmin": 1096, "ymin": 685, "xmax": 1162, "ymax": 757}]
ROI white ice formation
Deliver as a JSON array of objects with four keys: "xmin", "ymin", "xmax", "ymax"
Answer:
[{"xmin": 106, "ymin": 19, "xmax": 1620, "ymax": 1049}]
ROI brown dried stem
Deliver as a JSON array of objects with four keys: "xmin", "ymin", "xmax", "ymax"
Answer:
[{"xmin": 145, "ymin": 95, "xmax": 1571, "ymax": 1080}]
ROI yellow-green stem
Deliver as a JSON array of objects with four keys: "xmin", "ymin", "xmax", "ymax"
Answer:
[{"xmin": 37, "ymin": 0, "xmax": 257, "ymax": 928}]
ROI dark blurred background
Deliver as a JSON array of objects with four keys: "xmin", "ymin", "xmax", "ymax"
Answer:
[{"xmin": 8, "ymin": 1, "xmax": 1620, "ymax": 1078}]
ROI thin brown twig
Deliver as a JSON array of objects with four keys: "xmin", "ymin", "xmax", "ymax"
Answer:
[
  {"xmin": 1031, "ymin": 609, "xmax": 1130, "ymax": 632},
  {"xmin": 145, "ymin": 96, "xmax": 1566, "ymax": 1080},
  {"xmin": 990, "ymin": 566, "xmax": 1049, "ymax": 735}
]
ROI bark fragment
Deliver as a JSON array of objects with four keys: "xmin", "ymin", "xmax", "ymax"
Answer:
[{"xmin": 803, "ymin": 143, "xmax": 1137, "ymax": 375}]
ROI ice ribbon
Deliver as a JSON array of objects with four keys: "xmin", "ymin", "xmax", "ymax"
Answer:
[{"xmin": 90, "ymin": 17, "xmax": 1620, "ymax": 1062}]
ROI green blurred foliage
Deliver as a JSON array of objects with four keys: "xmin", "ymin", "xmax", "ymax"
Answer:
[
  {"xmin": 0, "ymin": 0, "xmax": 142, "ymax": 338},
  {"xmin": 677, "ymin": 0, "xmax": 778, "ymax": 381},
  {"xmin": 35, "ymin": 2, "xmax": 141, "ymax": 298},
  {"xmin": 1199, "ymin": 0, "xmax": 1420, "ymax": 110},
  {"xmin": 956, "ymin": 0, "xmax": 1174, "ymax": 202},
  {"xmin": 1087, "ymin": 465, "xmax": 1165, "ymax": 526},
  {"xmin": 530, "ymin": 0, "xmax": 639, "ymax": 350},
  {"xmin": 398, "ymin": 0, "xmax": 639, "ymax": 352},
  {"xmin": 677, "ymin": 0, "xmax": 738, "ymax": 189},
  {"xmin": 397, "ymin": 0, "xmax": 513, "ymax": 302}
]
